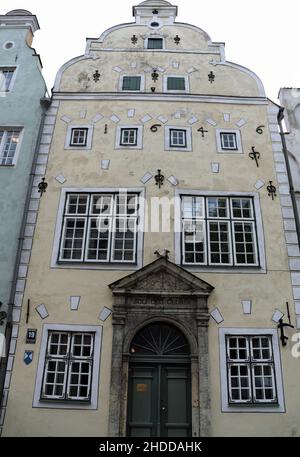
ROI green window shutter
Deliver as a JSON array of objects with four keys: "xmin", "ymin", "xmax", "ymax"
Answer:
[
  {"xmin": 122, "ymin": 76, "xmax": 141, "ymax": 91},
  {"xmin": 147, "ymin": 38, "xmax": 163, "ymax": 49},
  {"xmin": 167, "ymin": 77, "xmax": 185, "ymax": 91}
]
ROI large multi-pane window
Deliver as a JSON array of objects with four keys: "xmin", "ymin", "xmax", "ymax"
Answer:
[
  {"xmin": 41, "ymin": 331, "xmax": 94, "ymax": 401},
  {"xmin": 226, "ymin": 335, "xmax": 277, "ymax": 404},
  {"xmin": 0, "ymin": 128, "xmax": 21, "ymax": 165},
  {"xmin": 59, "ymin": 193, "xmax": 139, "ymax": 263},
  {"xmin": 0, "ymin": 68, "xmax": 15, "ymax": 91},
  {"xmin": 181, "ymin": 196, "xmax": 258, "ymax": 267}
]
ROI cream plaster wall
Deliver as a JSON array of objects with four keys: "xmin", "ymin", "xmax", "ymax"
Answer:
[{"xmin": 2, "ymin": 14, "xmax": 298, "ymax": 437}]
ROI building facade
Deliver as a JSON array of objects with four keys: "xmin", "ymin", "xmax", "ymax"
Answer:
[
  {"xmin": 0, "ymin": 8, "xmax": 48, "ymax": 411},
  {"xmin": 1, "ymin": 0, "xmax": 300, "ymax": 437}
]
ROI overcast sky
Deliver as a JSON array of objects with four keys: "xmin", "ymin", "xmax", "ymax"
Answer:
[{"xmin": 1, "ymin": 0, "xmax": 298, "ymax": 101}]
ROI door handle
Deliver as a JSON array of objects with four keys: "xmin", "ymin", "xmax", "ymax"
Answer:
[{"xmin": 161, "ymin": 406, "xmax": 166, "ymax": 412}]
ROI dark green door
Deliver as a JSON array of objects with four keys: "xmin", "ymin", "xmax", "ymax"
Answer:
[{"xmin": 127, "ymin": 323, "xmax": 192, "ymax": 437}]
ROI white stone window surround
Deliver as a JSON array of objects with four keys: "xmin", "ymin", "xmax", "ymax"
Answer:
[
  {"xmin": 64, "ymin": 125, "xmax": 93, "ymax": 150},
  {"xmin": 219, "ymin": 328, "xmax": 285, "ymax": 413},
  {"xmin": 51, "ymin": 187, "xmax": 145, "ymax": 271},
  {"xmin": 0, "ymin": 126, "xmax": 24, "ymax": 166},
  {"xmin": 174, "ymin": 189, "xmax": 266, "ymax": 273},
  {"xmin": 163, "ymin": 75, "xmax": 190, "ymax": 93},
  {"xmin": 33, "ymin": 324, "xmax": 102, "ymax": 410},
  {"xmin": 0, "ymin": 65, "xmax": 19, "ymax": 93},
  {"xmin": 144, "ymin": 35, "xmax": 165, "ymax": 49},
  {"xmin": 115, "ymin": 125, "xmax": 144, "ymax": 150},
  {"xmin": 164, "ymin": 125, "xmax": 192, "ymax": 152},
  {"xmin": 119, "ymin": 74, "xmax": 145, "ymax": 92},
  {"xmin": 216, "ymin": 128, "xmax": 243, "ymax": 154}
]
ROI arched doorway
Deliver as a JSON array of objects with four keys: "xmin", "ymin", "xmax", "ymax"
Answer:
[{"xmin": 126, "ymin": 322, "xmax": 192, "ymax": 437}]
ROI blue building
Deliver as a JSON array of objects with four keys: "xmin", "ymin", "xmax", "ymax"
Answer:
[{"xmin": 0, "ymin": 9, "xmax": 48, "ymax": 408}]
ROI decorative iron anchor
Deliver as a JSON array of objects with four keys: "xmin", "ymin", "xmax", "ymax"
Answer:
[
  {"xmin": 208, "ymin": 71, "xmax": 215, "ymax": 83},
  {"xmin": 151, "ymin": 69, "xmax": 159, "ymax": 82},
  {"xmin": 154, "ymin": 169, "xmax": 165, "ymax": 188},
  {"xmin": 174, "ymin": 35, "xmax": 181, "ymax": 45},
  {"xmin": 38, "ymin": 178, "xmax": 48, "ymax": 196},
  {"xmin": 267, "ymin": 181, "xmax": 277, "ymax": 200},
  {"xmin": 197, "ymin": 127, "xmax": 208, "ymax": 138},
  {"xmin": 131, "ymin": 35, "xmax": 138, "ymax": 45},
  {"xmin": 277, "ymin": 302, "xmax": 294, "ymax": 346},
  {"xmin": 93, "ymin": 70, "xmax": 100, "ymax": 82},
  {"xmin": 249, "ymin": 146, "xmax": 261, "ymax": 167}
]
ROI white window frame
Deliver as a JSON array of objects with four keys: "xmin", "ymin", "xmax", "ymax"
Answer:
[
  {"xmin": 0, "ymin": 66, "xmax": 18, "ymax": 93},
  {"xmin": 219, "ymin": 328, "xmax": 285, "ymax": 412},
  {"xmin": 51, "ymin": 187, "xmax": 145, "ymax": 271},
  {"xmin": 64, "ymin": 125, "xmax": 93, "ymax": 150},
  {"xmin": 145, "ymin": 36, "xmax": 164, "ymax": 50},
  {"xmin": 0, "ymin": 127, "xmax": 24, "ymax": 166},
  {"xmin": 163, "ymin": 75, "xmax": 190, "ymax": 93},
  {"xmin": 119, "ymin": 75, "xmax": 145, "ymax": 92},
  {"xmin": 216, "ymin": 129, "xmax": 243, "ymax": 154},
  {"xmin": 174, "ymin": 189, "xmax": 266, "ymax": 273},
  {"xmin": 115, "ymin": 125, "xmax": 144, "ymax": 150},
  {"xmin": 164, "ymin": 125, "xmax": 192, "ymax": 151},
  {"xmin": 33, "ymin": 324, "xmax": 102, "ymax": 410}
]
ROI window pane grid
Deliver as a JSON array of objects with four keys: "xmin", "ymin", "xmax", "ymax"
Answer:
[
  {"xmin": 60, "ymin": 193, "xmax": 139, "ymax": 264},
  {"xmin": 170, "ymin": 129, "xmax": 186, "ymax": 147},
  {"xmin": 221, "ymin": 132, "xmax": 237, "ymax": 150},
  {"xmin": 182, "ymin": 220, "xmax": 206, "ymax": 265},
  {"xmin": 42, "ymin": 332, "xmax": 94, "ymax": 401},
  {"xmin": 181, "ymin": 196, "xmax": 258, "ymax": 267},
  {"xmin": 226, "ymin": 335, "xmax": 277, "ymax": 405},
  {"xmin": 0, "ymin": 129, "xmax": 21, "ymax": 165},
  {"xmin": 120, "ymin": 128, "xmax": 138, "ymax": 146},
  {"xmin": 70, "ymin": 128, "xmax": 88, "ymax": 146}
]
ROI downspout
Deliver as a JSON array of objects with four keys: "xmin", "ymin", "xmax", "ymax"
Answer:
[
  {"xmin": 278, "ymin": 106, "xmax": 300, "ymax": 249},
  {"xmin": 0, "ymin": 96, "xmax": 51, "ymax": 407}
]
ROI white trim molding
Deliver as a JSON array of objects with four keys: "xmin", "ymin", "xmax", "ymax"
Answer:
[
  {"xmin": 219, "ymin": 328, "xmax": 285, "ymax": 413},
  {"xmin": 33, "ymin": 324, "xmax": 102, "ymax": 410}
]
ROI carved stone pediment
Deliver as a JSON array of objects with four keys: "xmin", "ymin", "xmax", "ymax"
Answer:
[{"xmin": 109, "ymin": 257, "xmax": 214, "ymax": 296}]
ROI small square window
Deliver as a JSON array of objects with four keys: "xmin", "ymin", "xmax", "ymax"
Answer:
[
  {"xmin": 167, "ymin": 77, "xmax": 186, "ymax": 91},
  {"xmin": 147, "ymin": 38, "xmax": 163, "ymax": 49},
  {"xmin": 70, "ymin": 128, "xmax": 88, "ymax": 147},
  {"xmin": 170, "ymin": 129, "xmax": 186, "ymax": 148},
  {"xmin": 65, "ymin": 125, "xmax": 93, "ymax": 150},
  {"xmin": 120, "ymin": 128, "xmax": 138, "ymax": 146},
  {"xmin": 220, "ymin": 132, "xmax": 237, "ymax": 150},
  {"xmin": 122, "ymin": 76, "xmax": 141, "ymax": 91}
]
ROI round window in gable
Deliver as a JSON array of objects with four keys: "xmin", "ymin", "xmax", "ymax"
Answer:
[
  {"xmin": 3, "ymin": 41, "xmax": 15, "ymax": 50},
  {"xmin": 150, "ymin": 22, "xmax": 160, "ymax": 27}
]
